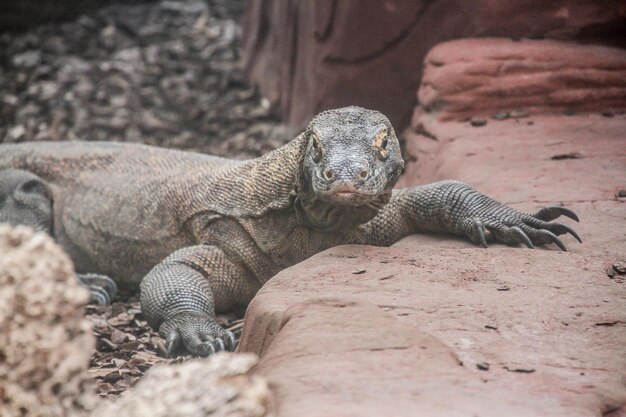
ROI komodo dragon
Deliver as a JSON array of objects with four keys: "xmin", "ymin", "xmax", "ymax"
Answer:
[{"xmin": 0, "ymin": 106, "xmax": 581, "ymax": 357}]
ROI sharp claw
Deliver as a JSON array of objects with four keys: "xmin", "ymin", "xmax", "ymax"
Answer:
[
  {"xmin": 166, "ymin": 332, "xmax": 180, "ymax": 358},
  {"xmin": 538, "ymin": 230, "xmax": 568, "ymax": 251},
  {"xmin": 214, "ymin": 338, "xmax": 225, "ymax": 352},
  {"xmin": 510, "ymin": 226, "xmax": 535, "ymax": 249},
  {"xmin": 474, "ymin": 219, "xmax": 488, "ymax": 248},
  {"xmin": 88, "ymin": 286, "xmax": 110, "ymax": 305},
  {"xmin": 535, "ymin": 206, "xmax": 580, "ymax": 222},
  {"xmin": 225, "ymin": 331, "xmax": 237, "ymax": 351},
  {"xmin": 200, "ymin": 342, "xmax": 216, "ymax": 357},
  {"xmin": 552, "ymin": 223, "xmax": 582, "ymax": 243},
  {"xmin": 557, "ymin": 207, "xmax": 580, "ymax": 223}
]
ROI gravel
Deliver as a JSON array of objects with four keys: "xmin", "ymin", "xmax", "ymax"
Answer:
[{"xmin": 0, "ymin": 0, "xmax": 297, "ymax": 159}]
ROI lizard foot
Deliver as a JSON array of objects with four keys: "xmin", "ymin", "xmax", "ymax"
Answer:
[
  {"xmin": 160, "ymin": 312, "xmax": 238, "ymax": 358},
  {"xmin": 77, "ymin": 273, "xmax": 118, "ymax": 305},
  {"xmin": 465, "ymin": 205, "xmax": 581, "ymax": 251}
]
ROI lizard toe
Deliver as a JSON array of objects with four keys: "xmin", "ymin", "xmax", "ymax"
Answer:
[
  {"xmin": 486, "ymin": 223, "xmax": 535, "ymax": 249},
  {"xmin": 87, "ymin": 285, "xmax": 111, "ymax": 305},
  {"xmin": 201, "ymin": 330, "xmax": 239, "ymax": 353},
  {"xmin": 533, "ymin": 206, "xmax": 580, "ymax": 222},
  {"xmin": 78, "ymin": 273, "xmax": 117, "ymax": 305},
  {"xmin": 165, "ymin": 330, "xmax": 182, "ymax": 358},
  {"xmin": 464, "ymin": 218, "xmax": 490, "ymax": 248},
  {"xmin": 224, "ymin": 330, "xmax": 238, "ymax": 351}
]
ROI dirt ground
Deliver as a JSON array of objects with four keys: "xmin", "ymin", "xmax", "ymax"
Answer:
[{"xmin": 0, "ymin": 0, "xmax": 287, "ymax": 398}]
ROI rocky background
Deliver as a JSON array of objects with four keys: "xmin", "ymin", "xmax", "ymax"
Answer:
[
  {"xmin": 242, "ymin": 0, "xmax": 626, "ymax": 130},
  {"xmin": 0, "ymin": 0, "xmax": 296, "ymax": 159}
]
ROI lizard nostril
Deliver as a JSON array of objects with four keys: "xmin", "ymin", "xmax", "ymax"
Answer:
[
  {"xmin": 359, "ymin": 169, "xmax": 368, "ymax": 179},
  {"xmin": 324, "ymin": 168, "xmax": 334, "ymax": 180}
]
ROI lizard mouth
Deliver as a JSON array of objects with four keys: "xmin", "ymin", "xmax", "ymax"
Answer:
[
  {"xmin": 334, "ymin": 191, "xmax": 359, "ymax": 198},
  {"xmin": 319, "ymin": 183, "xmax": 374, "ymax": 206}
]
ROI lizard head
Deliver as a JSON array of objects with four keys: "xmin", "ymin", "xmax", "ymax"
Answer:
[{"xmin": 302, "ymin": 106, "xmax": 405, "ymax": 208}]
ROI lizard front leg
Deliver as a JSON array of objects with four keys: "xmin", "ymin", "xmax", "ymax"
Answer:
[
  {"xmin": 363, "ymin": 180, "xmax": 581, "ymax": 250},
  {"xmin": 140, "ymin": 245, "xmax": 258, "ymax": 357}
]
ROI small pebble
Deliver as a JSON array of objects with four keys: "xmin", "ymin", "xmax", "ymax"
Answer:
[
  {"xmin": 470, "ymin": 118, "xmax": 487, "ymax": 127},
  {"xmin": 551, "ymin": 152, "xmax": 582, "ymax": 160},
  {"xmin": 476, "ymin": 362, "xmax": 490, "ymax": 371},
  {"xmin": 504, "ymin": 366, "xmax": 535, "ymax": 374},
  {"xmin": 491, "ymin": 111, "xmax": 509, "ymax": 121},
  {"xmin": 352, "ymin": 268, "xmax": 366, "ymax": 275},
  {"xmin": 509, "ymin": 109, "xmax": 528, "ymax": 118}
]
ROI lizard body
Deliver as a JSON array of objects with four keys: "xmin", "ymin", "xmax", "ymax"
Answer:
[{"xmin": 0, "ymin": 107, "xmax": 580, "ymax": 356}]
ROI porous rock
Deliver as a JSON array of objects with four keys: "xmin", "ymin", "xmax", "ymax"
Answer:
[
  {"xmin": 91, "ymin": 353, "xmax": 270, "ymax": 417},
  {"xmin": 0, "ymin": 225, "xmax": 95, "ymax": 417}
]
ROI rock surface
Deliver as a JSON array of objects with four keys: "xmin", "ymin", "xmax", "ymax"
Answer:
[
  {"xmin": 0, "ymin": 225, "xmax": 96, "ymax": 417},
  {"xmin": 238, "ymin": 37, "xmax": 626, "ymax": 417},
  {"xmin": 242, "ymin": 0, "xmax": 625, "ymax": 130},
  {"xmin": 92, "ymin": 353, "xmax": 270, "ymax": 417},
  {"xmin": 416, "ymin": 39, "xmax": 626, "ymax": 120},
  {"xmin": 241, "ymin": 246, "xmax": 626, "ymax": 416}
]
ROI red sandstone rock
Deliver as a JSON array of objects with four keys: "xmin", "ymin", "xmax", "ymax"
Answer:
[
  {"xmin": 417, "ymin": 39, "xmax": 626, "ymax": 120},
  {"xmin": 242, "ymin": 0, "xmax": 625, "ymax": 130},
  {"xmin": 240, "ymin": 245, "xmax": 626, "ymax": 416}
]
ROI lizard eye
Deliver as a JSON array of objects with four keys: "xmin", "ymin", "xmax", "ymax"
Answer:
[
  {"xmin": 20, "ymin": 179, "xmax": 43, "ymax": 194},
  {"xmin": 372, "ymin": 128, "xmax": 389, "ymax": 161},
  {"xmin": 310, "ymin": 131, "xmax": 323, "ymax": 163}
]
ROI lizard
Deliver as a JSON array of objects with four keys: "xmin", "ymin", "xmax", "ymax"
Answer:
[{"xmin": 0, "ymin": 106, "xmax": 581, "ymax": 357}]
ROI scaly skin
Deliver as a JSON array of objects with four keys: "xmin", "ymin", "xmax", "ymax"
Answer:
[{"xmin": 0, "ymin": 107, "xmax": 580, "ymax": 356}]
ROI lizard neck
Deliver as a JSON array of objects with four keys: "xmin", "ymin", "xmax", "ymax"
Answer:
[{"xmin": 293, "ymin": 184, "xmax": 390, "ymax": 231}]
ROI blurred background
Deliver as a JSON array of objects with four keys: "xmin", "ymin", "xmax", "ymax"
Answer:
[
  {"xmin": 0, "ymin": 0, "xmax": 624, "ymax": 158},
  {"xmin": 1, "ymin": 1, "xmax": 625, "ymax": 405}
]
